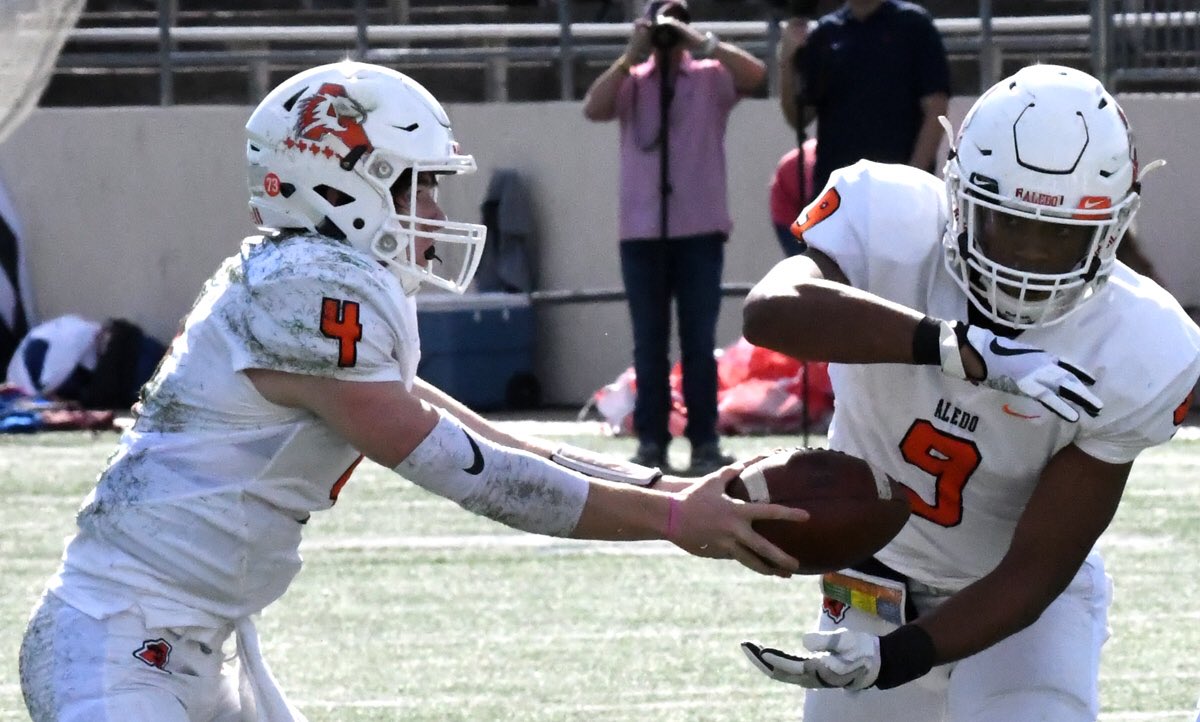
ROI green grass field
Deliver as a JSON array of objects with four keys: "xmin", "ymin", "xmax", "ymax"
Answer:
[{"xmin": 2, "ymin": 425, "xmax": 1198, "ymax": 721}]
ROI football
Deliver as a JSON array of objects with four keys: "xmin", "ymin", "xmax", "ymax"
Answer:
[{"xmin": 727, "ymin": 447, "xmax": 911, "ymax": 575}]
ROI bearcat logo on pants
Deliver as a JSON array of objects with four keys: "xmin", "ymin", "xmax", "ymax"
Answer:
[
  {"xmin": 821, "ymin": 596, "xmax": 847, "ymax": 624},
  {"xmin": 132, "ymin": 638, "xmax": 172, "ymax": 669},
  {"xmin": 293, "ymin": 83, "xmax": 374, "ymax": 157}
]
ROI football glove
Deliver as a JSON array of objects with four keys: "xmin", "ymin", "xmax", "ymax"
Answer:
[
  {"xmin": 741, "ymin": 630, "xmax": 881, "ymax": 690},
  {"xmin": 940, "ymin": 321, "xmax": 1102, "ymax": 423}
]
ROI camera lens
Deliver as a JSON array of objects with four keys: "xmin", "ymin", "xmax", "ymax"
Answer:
[{"xmin": 650, "ymin": 20, "xmax": 680, "ymax": 49}]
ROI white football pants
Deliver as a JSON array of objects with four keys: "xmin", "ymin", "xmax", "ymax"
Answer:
[
  {"xmin": 20, "ymin": 592, "xmax": 244, "ymax": 722},
  {"xmin": 802, "ymin": 550, "xmax": 1112, "ymax": 722}
]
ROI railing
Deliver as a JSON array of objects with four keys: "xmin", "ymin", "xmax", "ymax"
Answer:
[
  {"xmin": 55, "ymin": 1, "xmax": 1200, "ymax": 105},
  {"xmin": 1092, "ymin": 0, "xmax": 1200, "ymax": 89}
]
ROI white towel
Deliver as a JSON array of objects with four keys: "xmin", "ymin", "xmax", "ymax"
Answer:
[{"xmin": 235, "ymin": 616, "xmax": 307, "ymax": 722}]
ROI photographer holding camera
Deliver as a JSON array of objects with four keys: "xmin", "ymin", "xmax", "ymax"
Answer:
[{"xmin": 583, "ymin": 0, "xmax": 765, "ymax": 475}]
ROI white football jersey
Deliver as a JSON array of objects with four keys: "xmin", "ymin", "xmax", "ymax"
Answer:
[
  {"xmin": 50, "ymin": 232, "xmax": 421, "ymax": 628},
  {"xmin": 800, "ymin": 161, "xmax": 1200, "ymax": 591}
]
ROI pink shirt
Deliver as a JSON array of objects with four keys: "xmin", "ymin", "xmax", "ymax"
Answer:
[
  {"xmin": 615, "ymin": 53, "xmax": 739, "ymax": 241},
  {"xmin": 768, "ymin": 139, "xmax": 818, "ymax": 226}
]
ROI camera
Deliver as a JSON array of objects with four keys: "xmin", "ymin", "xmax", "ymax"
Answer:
[{"xmin": 645, "ymin": 0, "xmax": 688, "ymax": 50}]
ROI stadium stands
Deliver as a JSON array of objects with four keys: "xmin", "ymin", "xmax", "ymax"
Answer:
[{"xmin": 39, "ymin": 0, "xmax": 1200, "ymax": 106}]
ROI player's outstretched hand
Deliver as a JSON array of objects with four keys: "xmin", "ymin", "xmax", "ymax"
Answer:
[
  {"xmin": 741, "ymin": 629, "xmax": 881, "ymax": 689},
  {"xmin": 941, "ymin": 322, "xmax": 1102, "ymax": 422},
  {"xmin": 669, "ymin": 463, "xmax": 808, "ymax": 577}
]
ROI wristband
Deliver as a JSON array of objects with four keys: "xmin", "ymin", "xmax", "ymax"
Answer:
[
  {"xmin": 874, "ymin": 624, "xmax": 936, "ymax": 689},
  {"xmin": 665, "ymin": 496, "xmax": 682, "ymax": 540},
  {"xmin": 911, "ymin": 316, "xmax": 944, "ymax": 365},
  {"xmin": 912, "ymin": 316, "xmax": 966, "ymax": 378}
]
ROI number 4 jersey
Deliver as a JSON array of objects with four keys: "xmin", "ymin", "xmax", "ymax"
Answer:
[
  {"xmin": 799, "ymin": 161, "xmax": 1200, "ymax": 591},
  {"xmin": 50, "ymin": 232, "xmax": 421, "ymax": 628}
]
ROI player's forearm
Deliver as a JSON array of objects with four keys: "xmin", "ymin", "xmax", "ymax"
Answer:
[
  {"xmin": 910, "ymin": 459, "xmax": 1124, "ymax": 664},
  {"xmin": 744, "ymin": 275, "xmax": 926, "ymax": 365},
  {"xmin": 570, "ymin": 482, "xmax": 673, "ymax": 541},
  {"xmin": 908, "ymin": 558, "xmax": 1067, "ymax": 666}
]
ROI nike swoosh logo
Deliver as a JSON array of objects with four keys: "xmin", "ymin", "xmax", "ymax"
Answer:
[
  {"xmin": 462, "ymin": 429, "xmax": 485, "ymax": 475},
  {"xmin": 988, "ymin": 339, "xmax": 1040, "ymax": 357},
  {"xmin": 1082, "ymin": 198, "xmax": 1107, "ymax": 209},
  {"xmin": 1002, "ymin": 404, "xmax": 1040, "ymax": 420}
]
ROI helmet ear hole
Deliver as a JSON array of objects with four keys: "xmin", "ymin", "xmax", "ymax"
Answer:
[
  {"xmin": 352, "ymin": 218, "xmax": 365, "ymax": 230},
  {"xmin": 312, "ymin": 184, "xmax": 356, "ymax": 207}
]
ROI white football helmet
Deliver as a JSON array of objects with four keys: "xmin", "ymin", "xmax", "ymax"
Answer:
[
  {"xmin": 246, "ymin": 61, "xmax": 486, "ymax": 295},
  {"xmin": 943, "ymin": 64, "xmax": 1141, "ymax": 329}
]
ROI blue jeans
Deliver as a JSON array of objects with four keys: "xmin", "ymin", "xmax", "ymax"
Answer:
[{"xmin": 619, "ymin": 233, "xmax": 725, "ymax": 448}]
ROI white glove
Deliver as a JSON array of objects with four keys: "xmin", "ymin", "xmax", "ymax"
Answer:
[
  {"xmin": 939, "ymin": 321, "xmax": 1102, "ymax": 423},
  {"xmin": 741, "ymin": 629, "xmax": 881, "ymax": 690}
]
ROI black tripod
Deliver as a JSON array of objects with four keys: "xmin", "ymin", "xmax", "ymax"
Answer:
[
  {"xmin": 788, "ymin": 1, "xmax": 820, "ymax": 446},
  {"xmin": 655, "ymin": 44, "xmax": 674, "ymax": 244}
]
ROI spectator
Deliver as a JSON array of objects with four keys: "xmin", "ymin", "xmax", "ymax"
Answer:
[
  {"xmin": 18, "ymin": 61, "xmax": 809, "ymax": 722},
  {"xmin": 582, "ymin": 0, "xmax": 765, "ymax": 474},
  {"xmin": 779, "ymin": 0, "xmax": 950, "ymax": 198},
  {"xmin": 768, "ymin": 139, "xmax": 817, "ymax": 257}
]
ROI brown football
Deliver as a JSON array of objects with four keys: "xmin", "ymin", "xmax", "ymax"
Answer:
[{"xmin": 727, "ymin": 447, "xmax": 911, "ymax": 575}]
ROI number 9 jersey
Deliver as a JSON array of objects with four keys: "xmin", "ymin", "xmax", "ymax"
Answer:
[{"xmin": 798, "ymin": 160, "xmax": 1200, "ymax": 591}]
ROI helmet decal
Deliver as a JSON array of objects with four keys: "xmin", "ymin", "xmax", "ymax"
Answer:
[
  {"xmin": 1014, "ymin": 188, "xmax": 1064, "ymax": 207},
  {"xmin": 293, "ymin": 83, "xmax": 374, "ymax": 159}
]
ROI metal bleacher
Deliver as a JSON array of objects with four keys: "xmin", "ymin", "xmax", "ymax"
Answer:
[{"xmin": 42, "ymin": 0, "xmax": 1200, "ymax": 107}]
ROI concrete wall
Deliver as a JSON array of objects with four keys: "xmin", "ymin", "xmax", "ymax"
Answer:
[{"xmin": 2, "ymin": 95, "xmax": 1197, "ymax": 405}]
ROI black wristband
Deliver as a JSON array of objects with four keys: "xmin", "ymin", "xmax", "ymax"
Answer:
[
  {"xmin": 911, "ymin": 316, "xmax": 944, "ymax": 366},
  {"xmin": 874, "ymin": 624, "xmax": 936, "ymax": 690}
]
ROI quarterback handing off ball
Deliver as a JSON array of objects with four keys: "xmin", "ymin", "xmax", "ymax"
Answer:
[{"xmin": 727, "ymin": 449, "xmax": 911, "ymax": 574}]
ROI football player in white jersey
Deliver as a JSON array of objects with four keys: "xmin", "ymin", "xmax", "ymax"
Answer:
[
  {"xmin": 18, "ymin": 61, "xmax": 810, "ymax": 722},
  {"xmin": 738, "ymin": 64, "xmax": 1200, "ymax": 720}
]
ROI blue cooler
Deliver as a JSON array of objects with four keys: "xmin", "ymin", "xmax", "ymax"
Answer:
[{"xmin": 416, "ymin": 292, "xmax": 539, "ymax": 410}]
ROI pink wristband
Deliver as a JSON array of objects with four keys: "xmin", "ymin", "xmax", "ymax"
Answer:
[{"xmin": 666, "ymin": 497, "xmax": 682, "ymax": 540}]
